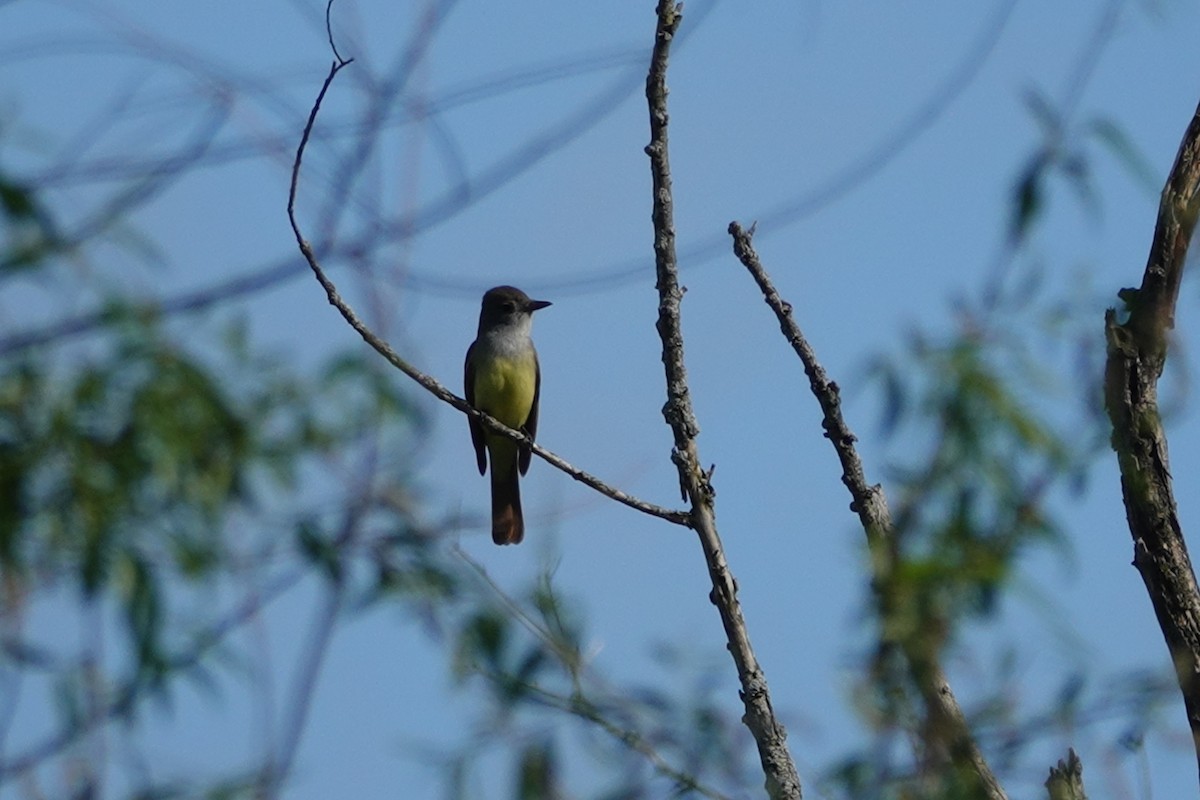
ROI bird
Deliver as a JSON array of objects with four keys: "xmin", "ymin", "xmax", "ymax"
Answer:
[{"xmin": 464, "ymin": 285, "xmax": 551, "ymax": 544}]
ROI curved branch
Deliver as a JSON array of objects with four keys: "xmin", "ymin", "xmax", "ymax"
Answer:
[{"xmin": 288, "ymin": 63, "xmax": 689, "ymax": 530}]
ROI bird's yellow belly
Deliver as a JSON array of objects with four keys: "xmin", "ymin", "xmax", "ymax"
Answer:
[{"xmin": 473, "ymin": 354, "xmax": 536, "ymax": 429}]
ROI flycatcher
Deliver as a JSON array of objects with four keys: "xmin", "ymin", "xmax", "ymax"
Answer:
[{"xmin": 464, "ymin": 285, "xmax": 551, "ymax": 545}]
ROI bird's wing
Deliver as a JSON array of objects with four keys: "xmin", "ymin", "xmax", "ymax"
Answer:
[
  {"xmin": 465, "ymin": 341, "xmax": 487, "ymax": 475},
  {"xmin": 519, "ymin": 352, "xmax": 540, "ymax": 476}
]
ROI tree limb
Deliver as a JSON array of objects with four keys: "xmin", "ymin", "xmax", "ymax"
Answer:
[
  {"xmin": 644, "ymin": 6, "xmax": 801, "ymax": 799},
  {"xmin": 1103, "ymin": 98, "xmax": 1200, "ymax": 781}
]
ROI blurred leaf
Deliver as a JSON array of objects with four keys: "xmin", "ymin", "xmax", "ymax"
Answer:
[
  {"xmin": 0, "ymin": 177, "xmax": 37, "ymax": 219},
  {"xmin": 1089, "ymin": 117, "xmax": 1161, "ymax": 193},
  {"xmin": 361, "ymin": 549, "xmax": 458, "ymax": 610},
  {"xmin": 53, "ymin": 669, "xmax": 85, "ymax": 736},
  {"xmin": 516, "ymin": 739, "xmax": 557, "ymax": 800},
  {"xmin": 318, "ymin": 353, "xmax": 419, "ymax": 441},
  {"xmin": 871, "ymin": 358, "xmax": 907, "ymax": 439},
  {"xmin": 0, "ymin": 172, "xmax": 61, "ymax": 274},
  {"xmin": 1022, "ymin": 87, "xmax": 1062, "ymax": 138},
  {"xmin": 1118, "ymin": 728, "xmax": 1144, "ymax": 752},
  {"xmin": 455, "ymin": 609, "xmax": 509, "ymax": 680},
  {"xmin": 295, "ymin": 518, "xmax": 343, "ymax": 585},
  {"xmin": 1010, "ymin": 152, "xmax": 1047, "ymax": 244},
  {"xmin": 1060, "ymin": 151, "xmax": 1099, "ymax": 222},
  {"xmin": 533, "ymin": 573, "xmax": 583, "ymax": 670},
  {"xmin": 512, "ymin": 647, "xmax": 547, "ymax": 698},
  {"xmin": 120, "ymin": 552, "xmax": 166, "ymax": 686},
  {"xmin": 200, "ymin": 774, "xmax": 262, "ymax": 800},
  {"xmin": 873, "ymin": 322, "xmax": 1081, "ymax": 719}
]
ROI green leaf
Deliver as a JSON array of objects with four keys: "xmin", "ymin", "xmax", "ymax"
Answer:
[{"xmin": 120, "ymin": 552, "xmax": 166, "ymax": 684}]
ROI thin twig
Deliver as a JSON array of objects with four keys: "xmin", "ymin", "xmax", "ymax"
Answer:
[
  {"xmin": 0, "ymin": 568, "xmax": 306, "ymax": 782},
  {"xmin": 0, "ymin": 35, "xmax": 651, "ymax": 359},
  {"xmin": 452, "ymin": 545, "xmax": 587, "ymax": 682},
  {"xmin": 0, "ymin": 0, "xmax": 1002, "ymax": 356},
  {"xmin": 453, "ymin": 547, "xmax": 732, "ymax": 799},
  {"xmin": 287, "ymin": 62, "xmax": 690, "ymax": 530},
  {"xmin": 727, "ymin": 221, "xmax": 1006, "ymax": 800},
  {"xmin": 313, "ymin": 0, "xmax": 458, "ymax": 248},
  {"xmin": 643, "ymin": 6, "xmax": 801, "ymax": 799},
  {"xmin": 257, "ymin": 495, "xmax": 365, "ymax": 799},
  {"xmin": 324, "ymin": 0, "xmax": 345, "ymax": 64},
  {"xmin": 258, "ymin": 586, "xmax": 341, "ymax": 800},
  {"xmin": 728, "ymin": 223, "xmax": 890, "ymax": 544},
  {"xmin": 519, "ymin": 680, "xmax": 735, "ymax": 800}
]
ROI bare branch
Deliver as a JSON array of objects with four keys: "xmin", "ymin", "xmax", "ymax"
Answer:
[
  {"xmin": 728, "ymin": 223, "xmax": 891, "ymax": 544},
  {"xmin": 643, "ymin": 6, "xmax": 801, "ymax": 798},
  {"xmin": 1103, "ymin": 97, "xmax": 1200, "ymax": 776},
  {"xmin": 287, "ymin": 60, "xmax": 689, "ymax": 530},
  {"xmin": 324, "ymin": 0, "xmax": 346, "ymax": 65},
  {"xmin": 727, "ymin": 222, "xmax": 1006, "ymax": 800}
]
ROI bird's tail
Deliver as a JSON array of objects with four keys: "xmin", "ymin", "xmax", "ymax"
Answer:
[{"xmin": 490, "ymin": 463, "xmax": 524, "ymax": 545}]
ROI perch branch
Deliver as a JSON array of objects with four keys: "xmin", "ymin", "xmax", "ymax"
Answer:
[{"xmin": 287, "ymin": 58, "xmax": 689, "ymax": 529}]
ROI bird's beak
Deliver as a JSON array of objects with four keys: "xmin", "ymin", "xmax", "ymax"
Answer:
[{"xmin": 527, "ymin": 299, "xmax": 552, "ymax": 312}]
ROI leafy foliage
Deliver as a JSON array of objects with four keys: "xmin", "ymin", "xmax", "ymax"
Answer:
[{"xmin": 0, "ymin": 177, "xmax": 443, "ymax": 794}]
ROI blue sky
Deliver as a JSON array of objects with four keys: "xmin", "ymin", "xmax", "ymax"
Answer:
[{"xmin": 4, "ymin": 0, "xmax": 1200, "ymax": 797}]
